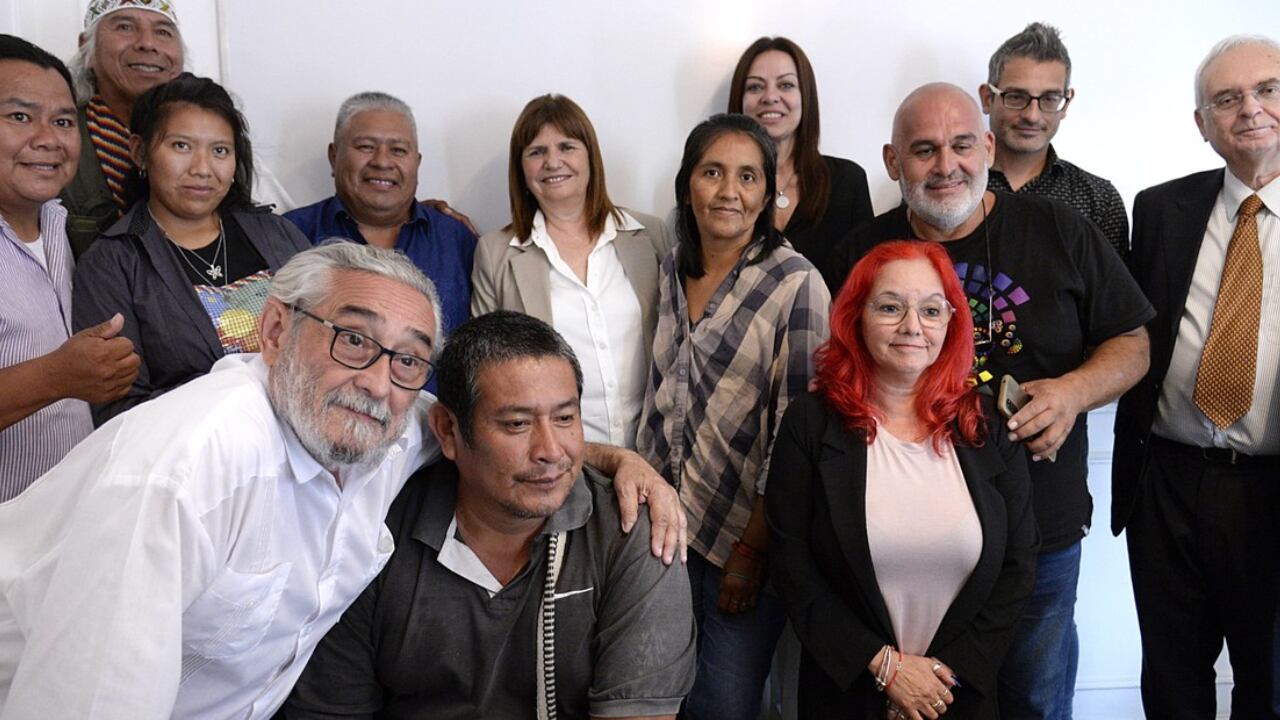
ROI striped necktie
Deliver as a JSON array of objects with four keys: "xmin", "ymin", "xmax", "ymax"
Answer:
[
  {"xmin": 84, "ymin": 96, "xmax": 134, "ymax": 214},
  {"xmin": 1193, "ymin": 193, "xmax": 1265, "ymax": 428}
]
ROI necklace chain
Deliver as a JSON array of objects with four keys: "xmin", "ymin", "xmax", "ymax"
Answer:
[{"xmin": 152, "ymin": 209, "xmax": 228, "ymax": 287}]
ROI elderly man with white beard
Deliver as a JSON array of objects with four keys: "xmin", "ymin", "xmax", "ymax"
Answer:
[
  {"xmin": 0, "ymin": 242, "xmax": 684, "ymax": 720},
  {"xmin": 827, "ymin": 83, "xmax": 1153, "ymax": 718}
]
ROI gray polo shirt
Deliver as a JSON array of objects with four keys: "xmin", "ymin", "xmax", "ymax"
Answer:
[{"xmin": 281, "ymin": 460, "xmax": 696, "ymax": 719}]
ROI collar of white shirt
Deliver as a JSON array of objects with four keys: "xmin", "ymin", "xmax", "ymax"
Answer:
[
  {"xmin": 1223, "ymin": 168, "xmax": 1280, "ymax": 219},
  {"xmin": 511, "ymin": 208, "xmax": 644, "ymax": 250}
]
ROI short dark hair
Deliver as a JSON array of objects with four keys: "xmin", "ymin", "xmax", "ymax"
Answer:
[
  {"xmin": 987, "ymin": 22, "xmax": 1072, "ymax": 89},
  {"xmin": 506, "ymin": 94, "xmax": 620, "ymax": 241},
  {"xmin": 674, "ymin": 113, "xmax": 782, "ymax": 279},
  {"xmin": 436, "ymin": 311, "xmax": 584, "ymax": 445},
  {"xmin": 125, "ymin": 73, "xmax": 255, "ymax": 211},
  {"xmin": 0, "ymin": 34, "xmax": 76, "ymax": 104}
]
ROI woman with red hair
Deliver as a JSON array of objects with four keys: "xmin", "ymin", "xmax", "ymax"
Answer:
[{"xmin": 766, "ymin": 240, "xmax": 1037, "ymax": 720}]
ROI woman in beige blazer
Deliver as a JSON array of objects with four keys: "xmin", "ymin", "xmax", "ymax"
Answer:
[{"xmin": 472, "ymin": 94, "xmax": 672, "ymax": 448}]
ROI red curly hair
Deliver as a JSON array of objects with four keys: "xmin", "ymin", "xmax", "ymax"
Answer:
[{"xmin": 815, "ymin": 240, "xmax": 985, "ymax": 450}]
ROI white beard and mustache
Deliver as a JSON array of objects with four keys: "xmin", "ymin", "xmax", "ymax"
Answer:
[
  {"xmin": 268, "ymin": 341, "xmax": 408, "ymax": 473},
  {"xmin": 899, "ymin": 162, "xmax": 989, "ymax": 234}
]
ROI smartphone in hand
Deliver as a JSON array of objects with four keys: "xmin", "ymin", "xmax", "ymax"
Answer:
[{"xmin": 997, "ymin": 375, "xmax": 1056, "ymax": 462}]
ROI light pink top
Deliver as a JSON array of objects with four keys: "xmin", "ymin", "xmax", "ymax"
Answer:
[{"xmin": 865, "ymin": 427, "xmax": 982, "ymax": 655}]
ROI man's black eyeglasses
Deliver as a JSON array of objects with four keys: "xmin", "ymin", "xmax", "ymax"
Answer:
[{"xmin": 289, "ymin": 305, "xmax": 433, "ymax": 391}]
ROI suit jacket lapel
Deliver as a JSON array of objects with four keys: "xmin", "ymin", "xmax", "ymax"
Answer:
[
  {"xmin": 1164, "ymin": 169, "xmax": 1224, "ymax": 351},
  {"xmin": 510, "ymin": 245, "xmax": 552, "ymax": 322},
  {"xmin": 612, "ymin": 231, "xmax": 659, "ymax": 352},
  {"xmin": 818, "ymin": 421, "xmax": 895, "ymax": 642},
  {"xmin": 927, "ymin": 440, "xmax": 1007, "ymax": 653}
]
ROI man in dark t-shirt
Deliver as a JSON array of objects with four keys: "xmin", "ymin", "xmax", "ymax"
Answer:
[
  {"xmin": 828, "ymin": 82, "xmax": 1154, "ymax": 720},
  {"xmin": 282, "ymin": 311, "xmax": 695, "ymax": 720}
]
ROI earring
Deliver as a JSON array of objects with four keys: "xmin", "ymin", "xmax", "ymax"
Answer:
[{"xmin": 139, "ymin": 167, "xmax": 147, "ymax": 178}]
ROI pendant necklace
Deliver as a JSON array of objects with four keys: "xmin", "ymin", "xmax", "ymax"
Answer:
[
  {"xmin": 162, "ymin": 213, "xmax": 228, "ymax": 286},
  {"xmin": 775, "ymin": 170, "xmax": 798, "ymax": 209}
]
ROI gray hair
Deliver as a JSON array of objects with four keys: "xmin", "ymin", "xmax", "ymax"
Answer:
[
  {"xmin": 69, "ymin": 18, "xmax": 191, "ymax": 105},
  {"xmin": 269, "ymin": 240, "xmax": 444, "ymax": 356},
  {"xmin": 435, "ymin": 311, "xmax": 583, "ymax": 445},
  {"xmin": 333, "ymin": 91, "xmax": 417, "ymax": 143},
  {"xmin": 987, "ymin": 22, "xmax": 1072, "ymax": 89},
  {"xmin": 1195, "ymin": 34, "xmax": 1280, "ymax": 109}
]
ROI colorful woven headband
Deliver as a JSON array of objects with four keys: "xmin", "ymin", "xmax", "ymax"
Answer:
[{"xmin": 84, "ymin": 0, "xmax": 178, "ymax": 30}]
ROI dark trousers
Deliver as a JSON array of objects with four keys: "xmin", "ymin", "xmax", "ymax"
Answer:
[{"xmin": 1126, "ymin": 436, "xmax": 1279, "ymax": 720}]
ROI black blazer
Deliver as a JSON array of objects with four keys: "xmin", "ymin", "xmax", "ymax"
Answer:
[
  {"xmin": 72, "ymin": 205, "xmax": 310, "ymax": 425},
  {"xmin": 1111, "ymin": 169, "xmax": 1223, "ymax": 535},
  {"xmin": 766, "ymin": 392, "xmax": 1038, "ymax": 720},
  {"xmin": 785, "ymin": 155, "xmax": 874, "ymax": 292}
]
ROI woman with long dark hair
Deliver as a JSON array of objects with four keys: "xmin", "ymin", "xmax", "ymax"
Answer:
[
  {"xmin": 72, "ymin": 74, "xmax": 308, "ymax": 424},
  {"xmin": 728, "ymin": 36, "xmax": 874, "ymax": 291},
  {"xmin": 637, "ymin": 113, "xmax": 830, "ymax": 720}
]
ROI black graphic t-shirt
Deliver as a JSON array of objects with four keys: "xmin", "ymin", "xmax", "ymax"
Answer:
[{"xmin": 831, "ymin": 193, "xmax": 1155, "ymax": 550}]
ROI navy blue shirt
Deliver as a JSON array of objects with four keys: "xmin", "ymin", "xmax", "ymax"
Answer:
[{"xmin": 284, "ymin": 196, "xmax": 477, "ymax": 336}]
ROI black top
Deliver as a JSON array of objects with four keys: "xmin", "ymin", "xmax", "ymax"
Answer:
[
  {"xmin": 766, "ymin": 392, "xmax": 1037, "ymax": 719},
  {"xmin": 170, "ymin": 214, "xmax": 268, "ymax": 287},
  {"xmin": 281, "ymin": 461, "xmax": 696, "ymax": 720},
  {"xmin": 827, "ymin": 194, "xmax": 1155, "ymax": 550},
  {"xmin": 785, "ymin": 155, "xmax": 874, "ymax": 293},
  {"xmin": 987, "ymin": 144, "xmax": 1131, "ymax": 259}
]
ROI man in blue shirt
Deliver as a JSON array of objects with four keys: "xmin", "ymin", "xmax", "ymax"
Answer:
[{"xmin": 285, "ymin": 92, "xmax": 477, "ymax": 335}]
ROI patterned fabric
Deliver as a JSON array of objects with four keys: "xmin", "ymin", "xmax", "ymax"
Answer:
[
  {"xmin": 84, "ymin": 0, "xmax": 177, "ymax": 28},
  {"xmin": 192, "ymin": 269, "xmax": 274, "ymax": 355},
  {"xmin": 0, "ymin": 201, "xmax": 94, "ymax": 501},
  {"xmin": 637, "ymin": 241, "xmax": 830, "ymax": 567},
  {"xmin": 988, "ymin": 144, "xmax": 1130, "ymax": 258},
  {"xmin": 1194, "ymin": 194, "xmax": 1265, "ymax": 427},
  {"xmin": 84, "ymin": 96, "xmax": 132, "ymax": 214}
]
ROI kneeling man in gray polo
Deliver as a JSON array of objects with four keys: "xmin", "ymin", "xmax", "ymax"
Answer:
[{"xmin": 282, "ymin": 310, "xmax": 696, "ymax": 720}]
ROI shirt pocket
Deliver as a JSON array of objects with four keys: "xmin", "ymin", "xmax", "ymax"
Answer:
[{"xmin": 184, "ymin": 562, "xmax": 291, "ymax": 659}]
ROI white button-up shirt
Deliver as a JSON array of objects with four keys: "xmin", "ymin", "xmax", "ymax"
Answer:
[
  {"xmin": 1153, "ymin": 171, "xmax": 1280, "ymax": 453},
  {"xmin": 520, "ymin": 210, "xmax": 646, "ymax": 447},
  {"xmin": 0, "ymin": 354, "xmax": 439, "ymax": 719}
]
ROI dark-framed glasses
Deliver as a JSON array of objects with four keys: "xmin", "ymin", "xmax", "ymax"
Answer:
[
  {"xmin": 865, "ymin": 295, "xmax": 955, "ymax": 329},
  {"xmin": 1199, "ymin": 81, "xmax": 1280, "ymax": 115},
  {"xmin": 987, "ymin": 84, "xmax": 1071, "ymax": 113},
  {"xmin": 290, "ymin": 305, "xmax": 434, "ymax": 390}
]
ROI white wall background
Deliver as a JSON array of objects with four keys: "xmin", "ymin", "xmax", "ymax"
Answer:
[{"xmin": 5, "ymin": 2, "xmax": 1275, "ymax": 717}]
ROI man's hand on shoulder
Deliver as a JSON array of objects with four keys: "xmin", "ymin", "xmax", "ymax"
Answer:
[
  {"xmin": 585, "ymin": 444, "xmax": 687, "ymax": 566},
  {"xmin": 51, "ymin": 313, "xmax": 140, "ymax": 403},
  {"xmin": 421, "ymin": 199, "xmax": 478, "ymax": 237}
]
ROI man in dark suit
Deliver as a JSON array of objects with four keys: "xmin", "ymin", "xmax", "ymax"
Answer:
[{"xmin": 1113, "ymin": 34, "xmax": 1280, "ymax": 720}]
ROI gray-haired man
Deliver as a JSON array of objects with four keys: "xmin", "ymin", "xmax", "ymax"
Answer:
[
  {"xmin": 0, "ymin": 243, "xmax": 683, "ymax": 720},
  {"xmin": 62, "ymin": 0, "xmax": 184, "ymax": 255},
  {"xmin": 285, "ymin": 91, "xmax": 478, "ymax": 335},
  {"xmin": 284, "ymin": 312, "xmax": 696, "ymax": 719}
]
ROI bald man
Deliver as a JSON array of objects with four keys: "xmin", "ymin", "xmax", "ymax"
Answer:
[{"xmin": 828, "ymin": 83, "xmax": 1153, "ymax": 719}]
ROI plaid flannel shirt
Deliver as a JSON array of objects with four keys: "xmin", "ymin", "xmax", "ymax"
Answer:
[{"xmin": 637, "ymin": 240, "xmax": 830, "ymax": 566}]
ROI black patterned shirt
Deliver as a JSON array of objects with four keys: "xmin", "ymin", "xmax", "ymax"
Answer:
[{"xmin": 988, "ymin": 144, "xmax": 1130, "ymax": 258}]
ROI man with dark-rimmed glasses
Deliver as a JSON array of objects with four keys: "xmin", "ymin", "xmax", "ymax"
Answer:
[
  {"xmin": 980, "ymin": 22, "xmax": 1132, "ymax": 260},
  {"xmin": 0, "ymin": 242, "xmax": 685, "ymax": 719}
]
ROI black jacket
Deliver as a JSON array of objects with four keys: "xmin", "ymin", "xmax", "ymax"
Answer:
[
  {"xmin": 766, "ymin": 392, "xmax": 1038, "ymax": 719},
  {"xmin": 72, "ymin": 204, "xmax": 309, "ymax": 425}
]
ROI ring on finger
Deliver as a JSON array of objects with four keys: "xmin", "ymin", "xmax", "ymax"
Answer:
[
  {"xmin": 931, "ymin": 698, "xmax": 945, "ymax": 710},
  {"xmin": 931, "ymin": 661, "xmax": 942, "ymax": 672}
]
